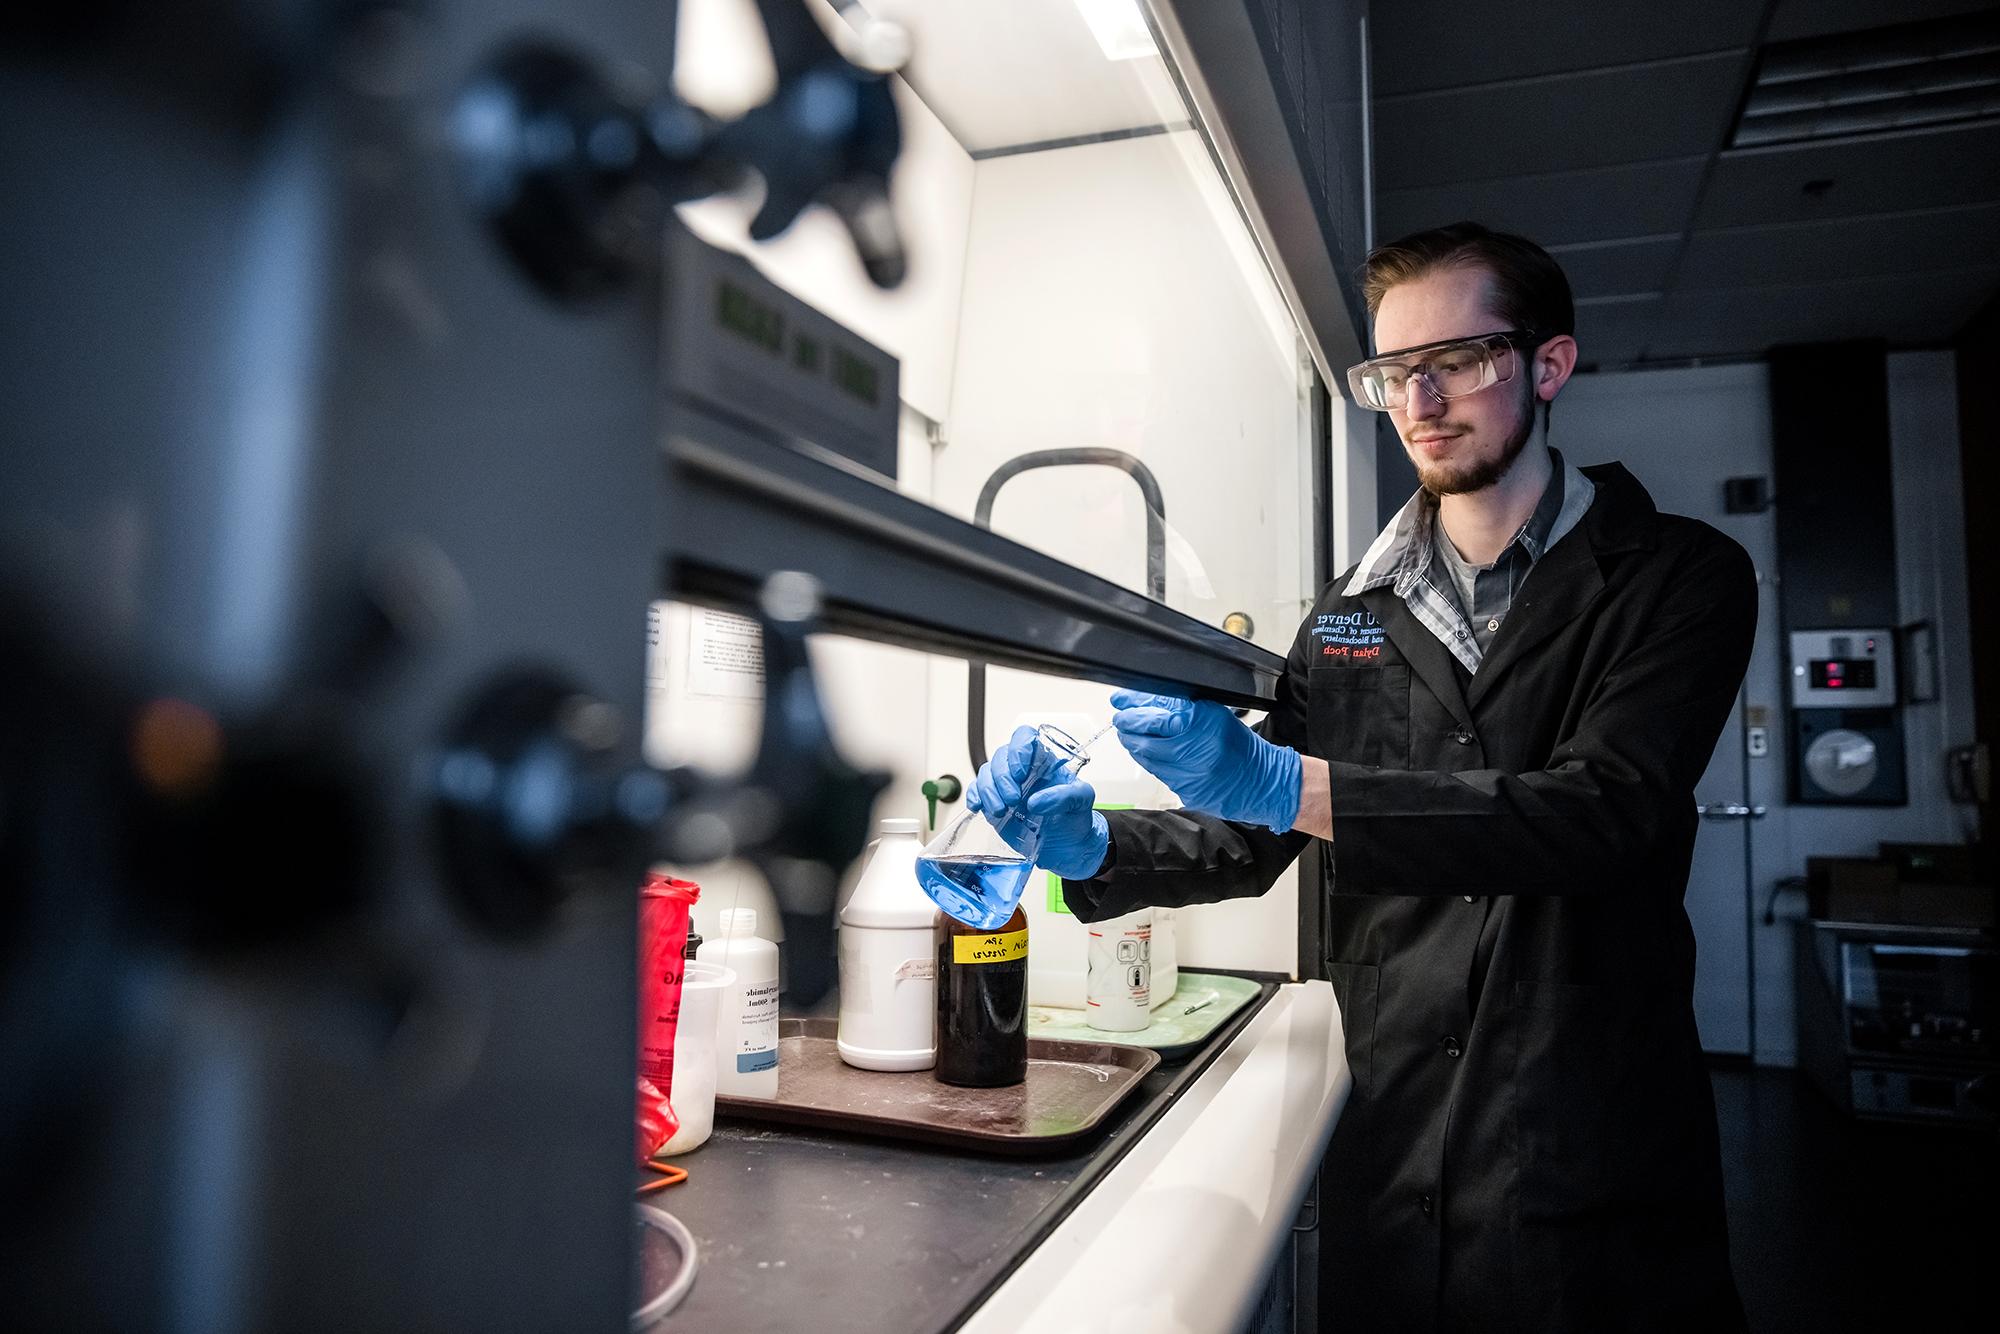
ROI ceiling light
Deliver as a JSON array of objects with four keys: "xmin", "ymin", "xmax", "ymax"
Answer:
[
  {"xmin": 1074, "ymin": 0, "xmax": 1158, "ymax": 62},
  {"xmin": 1731, "ymin": 9, "xmax": 2000, "ymax": 149}
]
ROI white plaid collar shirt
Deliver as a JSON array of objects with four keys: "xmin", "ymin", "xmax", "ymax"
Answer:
[{"xmin": 1342, "ymin": 448, "xmax": 1597, "ymax": 673}]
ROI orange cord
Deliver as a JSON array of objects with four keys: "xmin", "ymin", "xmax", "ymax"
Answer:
[{"xmin": 638, "ymin": 1162, "xmax": 687, "ymax": 1194}]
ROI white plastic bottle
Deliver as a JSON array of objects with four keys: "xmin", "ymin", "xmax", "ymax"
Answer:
[
  {"xmin": 1150, "ymin": 906, "xmax": 1179, "ymax": 1009},
  {"xmin": 1086, "ymin": 907, "xmax": 1151, "ymax": 1032},
  {"xmin": 837, "ymin": 817, "xmax": 938, "ymax": 1071},
  {"xmin": 698, "ymin": 908, "xmax": 780, "ymax": 1098},
  {"xmin": 1018, "ymin": 710, "xmax": 1177, "ymax": 1010}
]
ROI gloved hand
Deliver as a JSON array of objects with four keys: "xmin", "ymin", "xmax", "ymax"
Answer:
[
  {"xmin": 1109, "ymin": 690, "xmax": 1302, "ymax": 834},
  {"xmin": 965, "ymin": 725, "xmax": 1111, "ymax": 880}
]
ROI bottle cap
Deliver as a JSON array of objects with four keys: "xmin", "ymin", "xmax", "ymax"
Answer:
[
  {"xmin": 718, "ymin": 907, "xmax": 758, "ymax": 936},
  {"xmin": 878, "ymin": 817, "xmax": 921, "ymax": 836}
]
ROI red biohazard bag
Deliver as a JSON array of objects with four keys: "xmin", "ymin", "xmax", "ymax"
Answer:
[
  {"xmin": 635, "ymin": 1075, "xmax": 677, "ymax": 1164},
  {"xmin": 636, "ymin": 870, "xmax": 701, "ymax": 1162}
]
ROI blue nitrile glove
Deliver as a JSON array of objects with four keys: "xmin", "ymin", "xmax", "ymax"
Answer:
[
  {"xmin": 965, "ymin": 724, "xmax": 1112, "ymax": 880},
  {"xmin": 1109, "ymin": 690, "xmax": 1302, "ymax": 834}
]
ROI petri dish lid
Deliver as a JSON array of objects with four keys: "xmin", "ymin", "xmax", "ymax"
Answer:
[{"xmin": 631, "ymin": 1205, "xmax": 699, "ymax": 1329}]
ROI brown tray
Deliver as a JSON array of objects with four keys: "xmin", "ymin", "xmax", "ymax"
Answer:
[{"xmin": 712, "ymin": 1017, "xmax": 1161, "ymax": 1156}]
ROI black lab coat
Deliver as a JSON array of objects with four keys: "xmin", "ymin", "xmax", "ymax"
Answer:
[{"xmin": 1064, "ymin": 464, "xmax": 1754, "ymax": 1332}]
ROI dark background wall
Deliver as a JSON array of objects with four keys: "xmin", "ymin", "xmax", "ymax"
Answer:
[
  {"xmin": 1770, "ymin": 341, "xmax": 1899, "ymax": 630},
  {"xmin": 1954, "ymin": 294, "xmax": 1998, "ymax": 853},
  {"xmin": 1242, "ymin": 0, "xmax": 1373, "ymax": 340}
]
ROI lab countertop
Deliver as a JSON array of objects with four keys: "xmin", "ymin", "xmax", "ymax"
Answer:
[{"xmin": 653, "ymin": 974, "xmax": 1348, "ymax": 1334}]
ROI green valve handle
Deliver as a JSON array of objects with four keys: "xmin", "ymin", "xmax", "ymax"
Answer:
[{"xmin": 921, "ymin": 774, "xmax": 962, "ymax": 830}]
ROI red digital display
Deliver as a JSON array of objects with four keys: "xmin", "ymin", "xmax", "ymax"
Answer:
[{"xmin": 1810, "ymin": 659, "xmax": 1876, "ymax": 690}]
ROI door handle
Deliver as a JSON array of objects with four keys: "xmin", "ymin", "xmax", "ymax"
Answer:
[{"xmin": 1696, "ymin": 804, "xmax": 1768, "ymax": 820}]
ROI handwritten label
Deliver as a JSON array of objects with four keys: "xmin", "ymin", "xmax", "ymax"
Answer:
[{"xmin": 953, "ymin": 929, "xmax": 1028, "ymax": 965}]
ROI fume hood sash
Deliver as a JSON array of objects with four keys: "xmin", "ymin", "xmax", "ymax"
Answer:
[{"xmin": 661, "ymin": 410, "xmax": 1285, "ymax": 710}]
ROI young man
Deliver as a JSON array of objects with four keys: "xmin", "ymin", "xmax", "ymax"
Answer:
[{"xmin": 968, "ymin": 223, "xmax": 1755, "ymax": 1331}]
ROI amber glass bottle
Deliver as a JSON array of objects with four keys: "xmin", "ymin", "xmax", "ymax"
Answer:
[{"xmin": 934, "ymin": 905, "xmax": 1029, "ymax": 1087}]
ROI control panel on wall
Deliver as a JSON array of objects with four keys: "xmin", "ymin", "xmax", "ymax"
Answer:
[{"xmin": 1787, "ymin": 629, "xmax": 1906, "ymax": 805}]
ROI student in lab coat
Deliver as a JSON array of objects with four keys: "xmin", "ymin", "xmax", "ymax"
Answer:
[{"xmin": 966, "ymin": 222, "xmax": 1754, "ymax": 1332}]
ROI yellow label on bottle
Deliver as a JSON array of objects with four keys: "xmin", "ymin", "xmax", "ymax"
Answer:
[{"xmin": 953, "ymin": 929, "xmax": 1028, "ymax": 965}]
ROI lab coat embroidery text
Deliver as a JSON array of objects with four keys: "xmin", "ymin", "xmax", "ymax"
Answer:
[{"xmin": 1314, "ymin": 611, "xmax": 1385, "ymax": 658}]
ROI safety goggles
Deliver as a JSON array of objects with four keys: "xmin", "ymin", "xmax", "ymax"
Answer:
[{"xmin": 1344, "ymin": 329, "xmax": 1540, "ymax": 412}]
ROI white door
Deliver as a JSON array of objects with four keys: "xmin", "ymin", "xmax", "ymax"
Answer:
[{"xmin": 1553, "ymin": 365, "xmax": 1782, "ymax": 1056}]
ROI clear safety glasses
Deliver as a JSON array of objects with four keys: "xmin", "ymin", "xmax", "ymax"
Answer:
[{"xmin": 1344, "ymin": 330, "xmax": 1539, "ymax": 412}]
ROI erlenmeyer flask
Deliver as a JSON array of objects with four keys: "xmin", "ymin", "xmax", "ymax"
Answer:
[{"xmin": 916, "ymin": 724, "xmax": 1091, "ymax": 929}]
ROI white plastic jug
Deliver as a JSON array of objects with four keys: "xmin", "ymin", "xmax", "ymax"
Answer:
[{"xmin": 837, "ymin": 817, "xmax": 938, "ymax": 1071}]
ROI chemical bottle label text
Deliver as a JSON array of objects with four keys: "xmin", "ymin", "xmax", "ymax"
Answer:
[{"xmin": 953, "ymin": 929, "xmax": 1028, "ymax": 965}]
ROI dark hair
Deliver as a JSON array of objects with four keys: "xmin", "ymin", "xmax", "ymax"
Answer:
[
  {"xmin": 1363, "ymin": 221, "xmax": 1575, "ymax": 341},
  {"xmin": 1363, "ymin": 221, "xmax": 1574, "ymax": 432}
]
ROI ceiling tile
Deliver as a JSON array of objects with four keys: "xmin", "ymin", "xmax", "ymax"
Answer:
[
  {"xmin": 1371, "ymin": 1, "xmax": 1763, "ymax": 95},
  {"xmin": 1645, "ymin": 266, "xmax": 2000, "ymax": 358},
  {"xmin": 1677, "ymin": 202, "xmax": 2000, "ymax": 290},
  {"xmin": 1374, "ymin": 52, "xmax": 1751, "ymax": 191},
  {"xmin": 1572, "ymin": 295, "xmax": 1666, "ymax": 367},
  {"xmin": 1766, "ymin": 0, "xmax": 1999, "ymax": 43},
  {"xmin": 1548, "ymin": 236, "xmax": 1683, "ymax": 299},
  {"xmin": 1376, "ymin": 157, "xmax": 1709, "ymax": 247},
  {"xmin": 1364, "ymin": 0, "xmax": 2000, "ymax": 372},
  {"xmin": 1695, "ymin": 121, "xmax": 2000, "ymax": 228}
]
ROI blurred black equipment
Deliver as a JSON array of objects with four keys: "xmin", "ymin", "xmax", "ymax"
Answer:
[{"xmin": 1, "ymin": 0, "xmax": 904, "ymax": 1327}]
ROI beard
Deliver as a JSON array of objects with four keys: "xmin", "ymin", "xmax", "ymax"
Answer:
[{"xmin": 1412, "ymin": 382, "xmax": 1537, "ymax": 497}]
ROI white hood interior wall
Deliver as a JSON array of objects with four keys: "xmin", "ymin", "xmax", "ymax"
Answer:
[
  {"xmin": 648, "ymin": 0, "xmax": 1339, "ymax": 982},
  {"xmin": 928, "ymin": 126, "xmax": 1317, "ymax": 980}
]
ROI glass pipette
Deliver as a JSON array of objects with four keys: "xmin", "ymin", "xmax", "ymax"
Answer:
[{"xmin": 1075, "ymin": 719, "xmax": 1117, "ymax": 760}]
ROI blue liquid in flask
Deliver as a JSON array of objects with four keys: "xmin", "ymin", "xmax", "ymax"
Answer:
[
  {"xmin": 915, "ymin": 853, "xmax": 1035, "ymax": 930},
  {"xmin": 914, "ymin": 722, "xmax": 1102, "ymax": 929}
]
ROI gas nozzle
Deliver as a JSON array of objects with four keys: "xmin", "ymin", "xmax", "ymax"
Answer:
[
  {"xmin": 720, "ymin": 0, "xmax": 911, "ymax": 287},
  {"xmin": 454, "ymin": 1, "xmax": 912, "ymax": 300}
]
